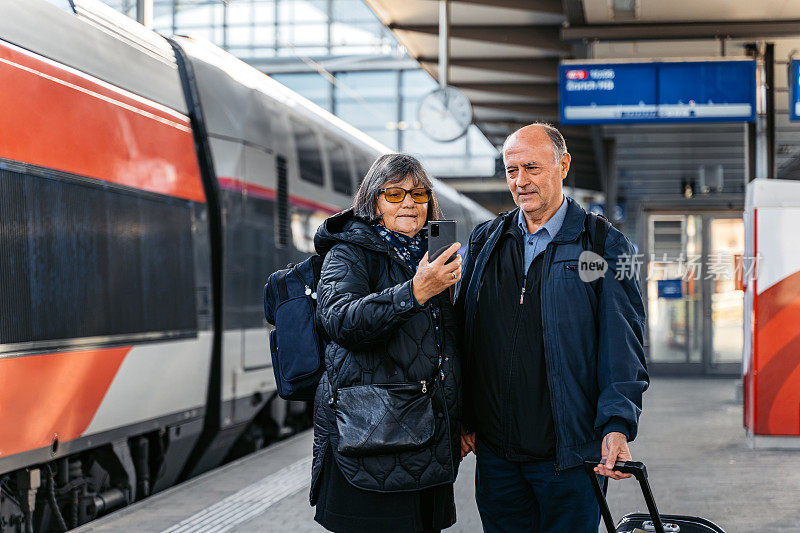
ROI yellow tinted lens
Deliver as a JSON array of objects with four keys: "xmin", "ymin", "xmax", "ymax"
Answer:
[
  {"xmin": 411, "ymin": 189, "xmax": 430, "ymax": 203},
  {"xmin": 383, "ymin": 188, "xmax": 405, "ymax": 202}
]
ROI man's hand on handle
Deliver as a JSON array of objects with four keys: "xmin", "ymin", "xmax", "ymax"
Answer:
[
  {"xmin": 460, "ymin": 427, "xmax": 476, "ymax": 459},
  {"xmin": 594, "ymin": 431, "xmax": 633, "ymax": 480}
]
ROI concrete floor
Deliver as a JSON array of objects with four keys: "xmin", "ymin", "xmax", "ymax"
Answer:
[
  {"xmin": 262, "ymin": 377, "xmax": 800, "ymax": 533},
  {"xmin": 79, "ymin": 378, "xmax": 800, "ymax": 533}
]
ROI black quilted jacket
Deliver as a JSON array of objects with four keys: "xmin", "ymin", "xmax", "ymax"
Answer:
[{"xmin": 310, "ymin": 209, "xmax": 461, "ymax": 501}]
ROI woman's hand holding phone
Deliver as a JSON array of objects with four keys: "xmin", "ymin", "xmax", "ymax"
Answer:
[{"xmin": 412, "ymin": 242, "xmax": 462, "ymax": 305}]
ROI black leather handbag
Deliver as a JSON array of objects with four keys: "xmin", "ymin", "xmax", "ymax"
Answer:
[{"xmin": 334, "ymin": 380, "xmax": 435, "ymax": 457}]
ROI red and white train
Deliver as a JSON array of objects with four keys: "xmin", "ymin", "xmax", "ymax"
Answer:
[{"xmin": 0, "ymin": 1, "xmax": 491, "ymax": 530}]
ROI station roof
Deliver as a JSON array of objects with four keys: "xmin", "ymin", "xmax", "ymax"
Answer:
[
  {"xmin": 362, "ymin": 0, "xmax": 603, "ymax": 191},
  {"xmin": 363, "ymin": 0, "xmax": 800, "ymax": 200}
]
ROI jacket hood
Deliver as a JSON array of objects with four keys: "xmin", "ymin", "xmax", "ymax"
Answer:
[{"xmin": 314, "ymin": 208, "xmax": 388, "ymax": 256}]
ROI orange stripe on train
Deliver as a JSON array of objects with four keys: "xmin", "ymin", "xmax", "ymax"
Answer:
[
  {"xmin": 0, "ymin": 43, "xmax": 205, "ymax": 203},
  {"xmin": 0, "ymin": 347, "xmax": 130, "ymax": 458}
]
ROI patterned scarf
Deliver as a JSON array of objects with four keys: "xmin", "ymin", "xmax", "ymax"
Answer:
[{"xmin": 373, "ymin": 224, "xmax": 427, "ymax": 272}]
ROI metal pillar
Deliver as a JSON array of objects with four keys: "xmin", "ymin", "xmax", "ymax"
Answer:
[
  {"xmin": 604, "ymin": 138, "xmax": 617, "ymax": 224},
  {"xmin": 745, "ymin": 42, "xmax": 776, "ymax": 182},
  {"xmin": 396, "ymin": 70, "xmax": 403, "ymax": 150},
  {"xmin": 438, "ymin": 0, "xmax": 449, "ymax": 88},
  {"xmin": 745, "ymin": 122, "xmax": 757, "ymax": 182},
  {"xmin": 135, "ymin": 0, "xmax": 153, "ymax": 28},
  {"xmin": 765, "ymin": 43, "xmax": 776, "ymax": 179},
  {"xmin": 221, "ymin": 1, "xmax": 228, "ymax": 49}
]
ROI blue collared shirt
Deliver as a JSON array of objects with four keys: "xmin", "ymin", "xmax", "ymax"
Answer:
[{"xmin": 517, "ymin": 196, "xmax": 568, "ymax": 274}]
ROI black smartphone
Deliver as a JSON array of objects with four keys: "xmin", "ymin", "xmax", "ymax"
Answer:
[{"xmin": 428, "ymin": 220, "xmax": 457, "ymax": 262}]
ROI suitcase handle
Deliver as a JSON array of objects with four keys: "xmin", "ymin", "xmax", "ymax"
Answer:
[{"xmin": 583, "ymin": 459, "xmax": 666, "ymax": 533}]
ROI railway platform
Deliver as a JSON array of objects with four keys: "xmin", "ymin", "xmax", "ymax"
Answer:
[{"xmin": 75, "ymin": 378, "xmax": 800, "ymax": 533}]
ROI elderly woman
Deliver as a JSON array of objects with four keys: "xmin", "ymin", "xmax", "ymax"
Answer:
[{"xmin": 311, "ymin": 153, "xmax": 463, "ymax": 532}]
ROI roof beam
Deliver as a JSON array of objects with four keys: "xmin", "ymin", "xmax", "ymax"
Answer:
[
  {"xmin": 450, "ymin": 0, "xmax": 563, "ymax": 15},
  {"xmin": 390, "ymin": 24, "xmax": 571, "ymax": 53},
  {"xmin": 561, "ymin": 20, "xmax": 800, "ymax": 41},
  {"xmin": 559, "ymin": 126, "xmax": 593, "ymax": 139},
  {"xmin": 255, "ymin": 53, "xmax": 422, "ymax": 72},
  {"xmin": 455, "ymin": 82, "xmax": 558, "ymax": 100},
  {"xmin": 562, "ymin": 138, "xmax": 594, "ymax": 150},
  {"xmin": 476, "ymin": 119, "xmax": 551, "ymax": 130},
  {"xmin": 561, "ymin": 0, "xmax": 586, "ymax": 26},
  {"xmin": 473, "ymin": 102, "xmax": 559, "ymax": 118},
  {"xmin": 478, "ymin": 123, "xmax": 593, "ymax": 140},
  {"xmin": 418, "ymin": 57, "xmax": 559, "ymax": 78}
]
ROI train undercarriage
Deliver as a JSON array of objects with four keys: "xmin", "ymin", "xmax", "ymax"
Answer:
[{"xmin": 0, "ymin": 397, "xmax": 310, "ymax": 533}]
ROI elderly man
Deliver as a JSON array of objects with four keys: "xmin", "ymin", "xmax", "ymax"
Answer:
[{"xmin": 455, "ymin": 123, "xmax": 648, "ymax": 533}]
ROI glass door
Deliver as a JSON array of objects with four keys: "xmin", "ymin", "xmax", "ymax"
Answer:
[
  {"xmin": 644, "ymin": 212, "xmax": 743, "ymax": 375},
  {"xmin": 703, "ymin": 217, "xmax": 744, "ymax": 374},
  {"xmin": 646, "ymin": 215, "xmax": 703, "ymax": 370}
]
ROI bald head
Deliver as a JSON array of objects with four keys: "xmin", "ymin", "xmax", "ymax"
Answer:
[
  {"xmin": 502, "ymin": 122, "xmax": 571, "ymax": 227},
  {"xmin": 502, "ymin": 123, "xmax": 567, "ymax": 165}
]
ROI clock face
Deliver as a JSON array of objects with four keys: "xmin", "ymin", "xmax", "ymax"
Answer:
[{"xmin": 417, "ymin": 86, "xmax": 473, "ymax": 142}]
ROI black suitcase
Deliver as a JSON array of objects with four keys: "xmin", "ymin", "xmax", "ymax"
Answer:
[{"xmin": 583, "ymin": 460, "xmax": 726, "ymax": 533}]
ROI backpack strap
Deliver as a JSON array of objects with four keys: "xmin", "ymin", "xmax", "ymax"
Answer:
[
  {"xmin": 590, "ymin": 213, "xmax": 609, "ymax": 257},
  {"xmin": 276, "ymin": 272, "xmax": 289, "ymax": 302},
  {"xmin": 585, "ymin": 212, "xmax": 611, "ymax": 298}
]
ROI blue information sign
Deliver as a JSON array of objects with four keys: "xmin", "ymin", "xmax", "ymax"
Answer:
[
  {"xmin": 790, "ymin": 59, "xmax": 800, "ymax": 121},
  {"xmin": 560, "ymin": 60, "xmax": 756, "ymax": 125},
  {"xmin": 657, "ymin": 279, "xmax": 683, "ymax": 299}
]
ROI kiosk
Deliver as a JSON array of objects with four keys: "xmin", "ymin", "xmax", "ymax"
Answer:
[{"xmin": 743, "ymin": 179, "xmax": 800, "ymax": 447}]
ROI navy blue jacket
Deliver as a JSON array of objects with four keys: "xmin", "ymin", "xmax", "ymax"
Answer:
[{"xmin": 455, "ymin": 197, "xmax": 648, "ymax": 470}]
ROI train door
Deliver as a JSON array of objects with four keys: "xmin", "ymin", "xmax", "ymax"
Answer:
[
  {"xmin": 240, "ymin": 106, "xmax": 293, "ymax": 374},
  {"xmin": 240, "ymin": 152, "xmax": 278, "ymax": 372},
  {"xmin": 221, "ymin": 174, "xmax": 246, "ymax": 423},
  {"xmin": 643, "ymin": 211, "xmax": 744, "ymax": 375}
]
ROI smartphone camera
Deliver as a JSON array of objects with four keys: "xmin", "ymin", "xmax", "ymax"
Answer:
[{"xmin": 430, "ymin": 223, "xmax": 439, "ymax": 237}]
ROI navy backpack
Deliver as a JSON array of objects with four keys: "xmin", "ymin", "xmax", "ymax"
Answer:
[{"xmin": 263, "ymin": 255, "xmax": 327, "ymax": 401}]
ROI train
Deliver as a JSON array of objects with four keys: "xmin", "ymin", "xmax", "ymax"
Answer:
[{"xmin": 0, "ymin": 0, "xmax": 492, "ymax": 531}]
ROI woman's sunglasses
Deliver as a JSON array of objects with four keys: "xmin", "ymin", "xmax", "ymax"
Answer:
[{"xmin": 379, "ymin": 187, "xmax": 431, "ymax": 204}]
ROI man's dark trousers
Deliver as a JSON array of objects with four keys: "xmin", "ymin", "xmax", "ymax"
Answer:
[{"xmin": 475, "ymin": 439, "xmax": 606, "ymax": 533}]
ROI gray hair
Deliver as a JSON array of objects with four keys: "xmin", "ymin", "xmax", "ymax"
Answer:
[
  {"xmin": 353, "ymin": 153, "xmax": 440, "ymax": 222},
  {"xmin": 502, "ymin": 122, "xmax": 567, "ymax": 164}
]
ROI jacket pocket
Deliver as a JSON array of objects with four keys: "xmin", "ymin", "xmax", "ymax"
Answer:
[
  {"xmin": 334, "ymin": 382, "xmax": 434, "ymax": 457},
  {"xmin": 552, "ymin": 258, "xmax": 579, "ymax": 279}
]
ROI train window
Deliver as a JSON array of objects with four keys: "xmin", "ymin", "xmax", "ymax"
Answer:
[
  {"xmin": 328, "ymin": 139, "xmax": 354, "ymax": 195},
  {"xmin": 293, "ymin": 122, "xmax": 324, "ymax": 186},
  {"xmin": 276, "ymin": 155, "xmax": 289, "ymax": 248},
  {"xmin": 242, "ymin": 195, "xmax": 277, "ymax": 329},
  {"xmin": 0, "ymin": 168, "xmax": 197, "ymax": 348},
  {"xmin": 354, "ymin": 154, "xmax": 374, "ymax": 191}
]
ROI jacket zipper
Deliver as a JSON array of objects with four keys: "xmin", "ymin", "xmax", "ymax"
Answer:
[
  {"xmin": 502, "ymin": 237, "xmax": 527, "ymax": 457},
  {"xmin": 292, "ymin": 269, "xmax": 317, "ymax": 299},
  {"xmin": 386, "ymin": 243, "xmax": 457, "ymax": 480},
  {"xmin": 431, "ymin": 305, "xmax": 445, "ymax": 380},
  {"xmin": 541, "ymin": 242, "xmax": 561, "ymax": 474},
  {"xmin": 503, "ymin": 300, "xmax": 524, "ymax": 458},
  {"xmin": 466, "ymin": 209, "xmax": 595, "ymax": 473}
]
